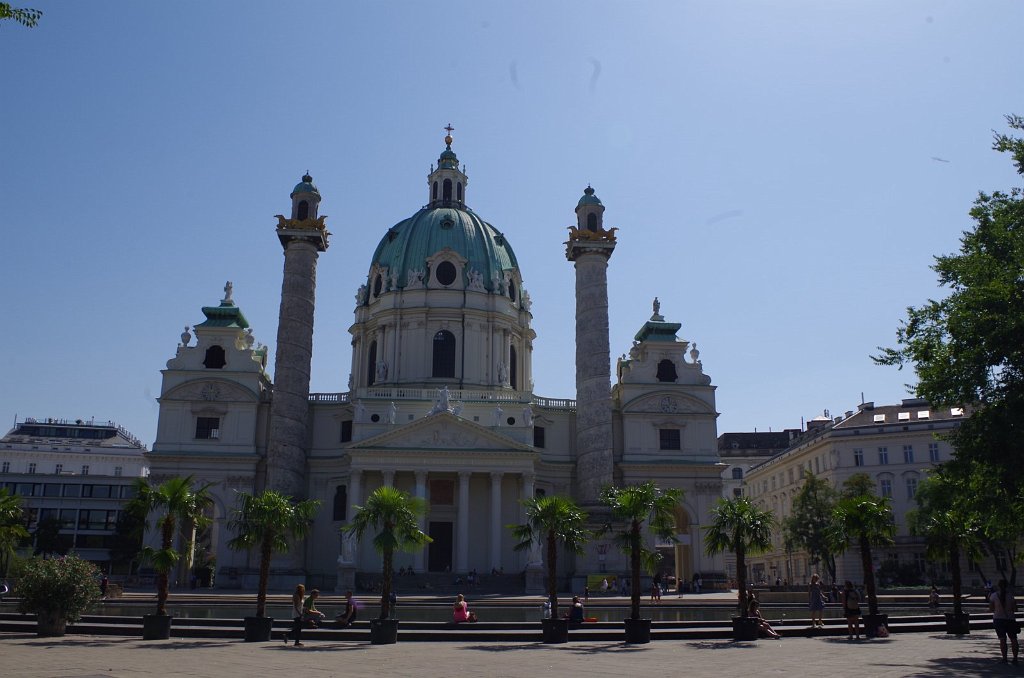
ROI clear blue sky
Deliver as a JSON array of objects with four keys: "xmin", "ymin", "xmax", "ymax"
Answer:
[{"xmin": 2, "ymin": 1, "xmax": 1021, "ymax": 446}]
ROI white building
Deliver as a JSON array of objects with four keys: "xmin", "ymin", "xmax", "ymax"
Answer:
[
  {"xmin": 0, "ymin": 417, "xmax": 148, "ymax": 569},
  {"xmin": 147, "ymin": 133, "xmax": 727, "ymax": 591}
]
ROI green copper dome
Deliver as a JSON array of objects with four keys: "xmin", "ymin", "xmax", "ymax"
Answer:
[
  {"xmin": 291, "ymin": 173, "xmax": 319, "ymax": 197},
  {"xmin": 368, "ymin": 206, "xmax": 519, "ymax": 292},
  {"xmin": 577, "ymin": 185, "xmax": 602, "ymax": 207}
]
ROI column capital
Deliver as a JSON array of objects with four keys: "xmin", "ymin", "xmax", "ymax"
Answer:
[
  {"xmin": 414, "ymin": 470, "xmax": 428, "ymax": 482},
  {"xmin": 459, "ymin": 471, "xmax": 471, "ymax": 481},
  {"xmin": 490, "ymin": 471, "xmax": 504, "ymax": 481}
]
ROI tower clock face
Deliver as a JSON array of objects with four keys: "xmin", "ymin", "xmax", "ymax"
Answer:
[{"xmin": 660, "ymin": 396, "xmax": 679, "ymax": 413}]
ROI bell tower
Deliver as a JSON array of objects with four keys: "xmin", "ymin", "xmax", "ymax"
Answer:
[
  {"xmin": 565, "ymin": 186, "xmax": 617, "ymax": 503},
  {"xmin": 266, "ymin": 173, "xmax": 330, "ymax": 498}
]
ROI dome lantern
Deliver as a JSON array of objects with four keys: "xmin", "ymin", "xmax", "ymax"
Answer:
[{"xmin": 427, "ymin": 124, "xmax": 468, "ymax": 208}]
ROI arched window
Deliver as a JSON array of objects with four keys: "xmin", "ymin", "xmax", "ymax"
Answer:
[
  {"xmin": 432, "ymin": 181, "xmax": 438, "ymax": 201},
  {"xmin": 509, "ymin": 345, "xmax": 518, "ymax": 390},
  {"xmin": 457, "ymin": 182, "xmax": 463, "ymax": 202},
  {"xmin": 443, "ymin": 179, "xmax": 452, "ymax": 202},
  {"xmin": 203, "ymin": 345, "xmax": 226, "ymax": 369},
  {"xmin": 373, "ymin": 274, "xmax": 383, "ymax": 297},
  {"xmin": 367, "ymin": 341, "xmax": 378, "ymax": 386},
  {"xmin": 586, "ymin": 213, "xmax": 597, "ymax": 231},
  {"xmin": 508, "ymin": 281, "xmax": 516, "ymax": 302},
  {"xmin": 732, "ymin": 467, "xmax": 744, "ymax": 480},
  {"xmin": 297, "ymin": 200, "xmax": 309, "ymax": 220},
  {"xmin": 333, "ymin": 485, "xmax": 347, "ymax": 521},
  {"xmin": 432, "ymin": 330, "xmax": 456, "ymax": 378},
  {"xmin": 656, "ymin": 359, "xmax": 678, "ymax": 382}
]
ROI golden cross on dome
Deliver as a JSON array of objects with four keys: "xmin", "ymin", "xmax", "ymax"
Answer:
[{"xmin": 444, "ymin": 123, "xmax": 454, "ymax": 135}]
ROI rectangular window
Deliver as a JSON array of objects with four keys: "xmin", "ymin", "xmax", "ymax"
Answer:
[
  {"xmin": 55, "ymin": 463, "xmax": 63, "ymax": 474},
  {"xmin": 340, "ymin": 420, "xmax": 353, "ymax": 443},
  {"xmin": 880, "ymin": 478, "xmax": 893, "ymax": 498},
  {"xmin": 27, "ymin": 463, "xmax": 36, "ymax": 474},
  {"xmin": 903, "ymin": 445, "xmax": 914, "ymax": 464},
  {"xmin": 906, "ymin": 477, "xmax": 918, "ymax": 499},
  {"xmin": 114, "ymin": 466, "xmax": 123, "ymax": 477},
  {"xmin": 0, "ymin": 461, "xmax": 8, "ymax": 473},
  {"xmin": 853, "ymin": 448, "xmax": 864, "ymax": 466},
  {"xmin": 42, "ymin": 484, "xmax": 61, "ymax": 497},
  {"xmin": 195, "ymin": 417, "xmax": 220, "ymax": 440},
  {"xmin": 533, "ymin": 426, "xmax": 546, "ymax": 448},
  {"xmin": 60, "ymin": 509, "xmax": 77, "ymax": 527},
  {"xmin": 81, "ymin": 465, "xmax": 89, "ymax": 476},
  {"xmin": 733, "ymin": 487, "xmax": 743, "ymax": 498},
  {"xmin": 878, "ymin": 447, "xmax": 889, "ymax": 465},
  {"xmin": 815, "ymin": 457, "xmax": 820, "ymax": 474},
  {"xmin": 659, "ymin": 429, "xmax": 681, "ymax": 450},
  {"xmin": 928, "ymin": 443, "xmax": 940, "ymax": 462},
  {"xmin": 63, "ymin": 484, "xmax": 81, "ymax": 498}
]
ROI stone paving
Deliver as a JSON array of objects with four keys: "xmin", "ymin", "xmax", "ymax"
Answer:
[{"xmin": 1, "ymin": 630, "xmax": 1020, "ymax": 677}]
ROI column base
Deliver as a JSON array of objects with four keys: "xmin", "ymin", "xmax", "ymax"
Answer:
[{"xmin": 335, "ymin": 565, "xmax": 356, "ymax": 593}]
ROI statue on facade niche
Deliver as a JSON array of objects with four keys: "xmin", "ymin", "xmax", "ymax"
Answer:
[
  {"xmin": 493, "ymin": 404, "xmax": 504, "ymax": 427},
  {"xmin": 356, "ymin": 284, "xmax": 367, "ymax": 304},
  {"xmin": 521, "ymin": 289, "xmax": 532, "ymax": 312},
  {"xmin": 467, "ymin": 268, "xmax": 485, "ymax": 292},
  {"xmin": 389, "ymin": 270, "xmax": 399, "ymax": 292},
  {"xmin": 497, "ymin": 361, "xmax": 508, "ymax": 385},
  {"xmin": 387, "ymin": 401, "xmax": 397, "ymax": 425},
  {"xmin": 375, "ymin": 360, "xmax": 388, "ymax": 382},
  {"xmin": 354, "ymin": 400, "xmax": 366, "ymax": 423},
  {"xmin": 407, "ymin": 268, "xmax": 425, "ymax": 288},
  {"xmin": 341, "ymin": 531, "xmax": 356, "ymax": 563},
  {"xmin": 428, "ymin": 386, "xmax": 452, "ymax": 415},
  {"xmin": 522, "ymin": 404, "xmax": 534, "ymax": 427}
]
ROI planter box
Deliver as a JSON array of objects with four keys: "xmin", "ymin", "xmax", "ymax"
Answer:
[
  {"xmin": 370, "ymin": 618, "xmax": 399, "ymax": 645},
  {"xmin": 624, "ymin": 618, "xmax": 651, "ymax": 644},
  {"xmin": 732, "ymin": 616, "xmax": 760, "ymax": 641},
  {"xmin": 142, "ymin": 614, "xmax": 173, "ymax": 640},
  {"xmin": 243, "ymin": 616, "xmax": 274, "ymax": 642},
  {"xmin": 863, "ymin": 613, "xmax": 889, "ymax": 639},
  {"xmin": 944, "ymin": 612, "xmax": 970, "ymax": 635},
  {"xmin": 36, "ymin": 610, "xmax": 66, "ymax": 637},
  {"xmin": 541, "ymin": 618, "xmax": 569, "ymax": 644}
]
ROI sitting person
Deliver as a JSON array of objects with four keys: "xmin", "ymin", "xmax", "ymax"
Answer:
[
  {"xmin": 565, "ymin": 595, "xmax": 585, "ymax": 626},
  {"xmin": 747, "ymin": 600, "xmax": 780, "ymax": 639},
  {"xmin": 452, "ymin": 593, "xmax": 477, "ymax": 623},
  {"xmin": 335, "ymin": 590, "xmax": 358, "ymax": 628},
  {"xmin": 303, "ymin": 588, "xmax": 326, "ymax": 627}
]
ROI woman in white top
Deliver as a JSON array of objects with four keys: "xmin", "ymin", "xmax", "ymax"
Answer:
[{"xmin": 990, "ymin": 579, "xmax": 1019, "ymax": 664}]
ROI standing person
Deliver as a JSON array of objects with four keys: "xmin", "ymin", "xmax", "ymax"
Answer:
[
  {"xmin": 929, "ymin": 584, "xmax": 941, "ymax": 610},
  {"xmin": 808, "ymin": 573, "xmax": 825, "ymax": 628},
  {"xmin": 583, "ymin": 585, "xmax": 590, "ymax": 603},
  {"xmin": 990, "ymin": 579, "xmax": 1020, "ymax": 664},
  {"xmin": 694, "ymin": 572, "xmax": 702, "ymax": 594},
  {"xmin": 600, "ymin": 577, "xmax": 609, "ymax": 594},
  {"xmin": 99, "ymin": 575, "xmax": 109, "ymax": 599},
  {"xmin": 283, "ymin": 584, "xmax": 305, "ymax": 646},
  {"xmin": 841, "ymin": 580, "xmax": 862, "ymax": 640},
  {"xmin": 336, "ymin": 590, "xmax": 358, "ymax": 628},
  {"xmin": 303, "ymin": 588, "xmax": 325, "ymax": 627}
]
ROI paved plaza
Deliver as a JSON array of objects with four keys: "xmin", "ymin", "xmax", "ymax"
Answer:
[{"xmin": 1, "ymin": 631, "xmax": 1020, "ymax": 677}]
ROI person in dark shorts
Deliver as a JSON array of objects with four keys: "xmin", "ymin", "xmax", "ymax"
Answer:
[{"xmin": 991, "ymin": 579, "xmax": 1020, "ymax": 664}]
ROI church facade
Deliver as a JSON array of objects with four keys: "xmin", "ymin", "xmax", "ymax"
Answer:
[{"xmin": 147, "ymin": 133, "xmax": 726, "ymax": 591}]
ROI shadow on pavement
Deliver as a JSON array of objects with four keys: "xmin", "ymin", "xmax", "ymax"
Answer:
[
  {"xmin": 463, "ymin": 642, "xmax": 649, "ymax": 655},
  {"xmin": 685, "ymin": 641, "xmax": 762, "ymax": 650}
]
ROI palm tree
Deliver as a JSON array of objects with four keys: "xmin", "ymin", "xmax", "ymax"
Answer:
[
  {"xmin": 828, "ymin": 495, "xmax": 896, "ymax": 617},
  {"xmin": 599, "ymin": 482, "xmax": 683, "ymax": 620},
  {"xmin": 704, "ymin": 496, "xmax": 774, "ymax": 617},
  {"xmin": 135, "ymin": 476, "xmax": 212, "ymax": 615},
  {"xmin": 509, "ymin": 495, "xmax": 589, "ymax": 619},
  {"xmin": 177, "ymin": 483, "xmax": 214, "ymax": 588},
  {"xmin": 0, "ymin": 487, "xmax": 28, "ymax": 578},
  {"xmin": 227, "ymin": 489, "xmax": 320, "ymax": 618},
  {"xmin": 343, "ymin": 486, "xmax": 431, "ymax": 620}
]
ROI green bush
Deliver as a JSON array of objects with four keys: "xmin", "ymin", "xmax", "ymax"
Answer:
[{"xmin": 16, "ymin": 555, "xmax": 101, "ymax": 623}]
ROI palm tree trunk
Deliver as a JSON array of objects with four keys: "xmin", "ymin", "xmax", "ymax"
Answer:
[
  {"xmin": 950, "ymin": 542, "xmax": 963, "ymax": 617},
  {"xmin": 736, "ymin": 544, "xmax": 747, "ymax": 617},
  {"xmin": 257, "ymin": 535, "xmax": 272, "ymax": 618},
  {"xmin": 158, "ymin": 516, "xmax": 175, "ymax": 615},
  {"xmin": 381, "ymin": 548, "xmax": 393, "ymax": 619},
  {"xmin": 630, "ymin": 520, "xmax": 641, "ymax": 620},
  {"xmin": 547, "ymin": 529, "xmax": 558, "ymax": 618},
  {"xmin": 860, "ymin": 535, "xmax": 878, "ymax": 616}
]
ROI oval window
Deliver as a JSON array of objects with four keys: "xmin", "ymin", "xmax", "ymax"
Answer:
[{"xmin": 436, "ymin": 261, "xmax": 457, "ymax": 286}]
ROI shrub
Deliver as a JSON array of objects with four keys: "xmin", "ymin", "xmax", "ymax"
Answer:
[{"xmin": 16, "ymin": 555, "xmax": 101, "ymax": 623}]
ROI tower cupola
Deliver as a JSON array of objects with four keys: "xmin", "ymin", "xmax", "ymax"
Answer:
[
  {"xmin": 575, "ymin": 185, "xmax": 605, "ymax": 232},
  {"xmin": 290, "ymin": 172, "xmax": 321, "ymax": 221},
  {"xmin": 427, "ymin": 124, "xmax": 468, "ymax": 208}
]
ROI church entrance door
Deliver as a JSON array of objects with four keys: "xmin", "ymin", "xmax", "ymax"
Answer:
[{"xmin": 428, "ymin": 521, "xmax": 453, "ymax": 572}]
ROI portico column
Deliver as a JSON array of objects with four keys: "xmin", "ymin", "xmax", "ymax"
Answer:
[
  {"xmin": 457, "ymin": 472, "xmax": 470, "ymax": 572},
  {"xmin": 522, "ymin": 473, "xmax": 541, "ymax": 565},
  {"xmin": 349, "ymin": 470, "xmax": 362, "ymax": 508},
  {"xmin": 490, "ymin": 472, "xmax": 503, "ymax": 571},
  {"xmin": 414, "ymin": 471, "xmax": 428, "ymax": 572},
  {"xmin": 382, "ymin": 470, "xmax": 395, "ymax": 487}
]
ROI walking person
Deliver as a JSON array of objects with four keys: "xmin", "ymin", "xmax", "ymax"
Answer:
[
  {"xmin": 841, "ymin": 580, "xmax": 861, "ymax": 639},
  {"xmin": 808, "ymin": 573, "xmax": 826, "ymax": 628},
  {"xmin": 283, "ymin": 584, "xmax": 305, "ymax": 646},
  {"xmin": 990, "ymin": 579, "xmax": 1020, "ymax": 664}
]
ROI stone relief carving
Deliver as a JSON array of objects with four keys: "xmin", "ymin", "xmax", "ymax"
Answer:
[
  {"xmin": 466, "ymin": 268, "xmax": 486, "ymax": 292},
  {"xmin": 201, "ymin": 384, "xmax": 221, "ymax": 401},
  {"xmin": 407, "ymin": 268, "xmax": 425, "ymax": 288}
]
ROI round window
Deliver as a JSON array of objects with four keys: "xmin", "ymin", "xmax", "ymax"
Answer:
[
  {"xmin": 506, "ymin": 417, "xmax": 516, "ymax": 426},
  {"xmin": 373, "ymin": 274, "xmax": 383, "ymax": 297},
  {"xmin": 436, "ymin": 261, "xmax": 457, "ymax": 286},
  {"xmin": 370, "ymin": 413, "xmax": 380, "ymax": 423}
]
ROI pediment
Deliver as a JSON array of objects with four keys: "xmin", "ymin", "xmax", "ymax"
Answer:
[
  {"xmin": 162, "ymin": 379, "xmax": 260, "ymax": 403},
  {"xmin": 350, "ymin": 412, "xmax": 534, "ymax": 452},
  {"xmin": 622, "ymin": 391, "xmax": 713, "ymax": 415}
]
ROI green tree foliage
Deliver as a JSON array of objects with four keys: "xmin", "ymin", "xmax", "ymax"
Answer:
[
  {"xmin": 783, "ymin": 471, "xmax": 839, "ymax": 583},
  {"xmin": 0, "ymin": 2, "xmax": 42, "ymax": 27},
  {"xmin": 875, "ymin": 115, "xmax": 1024, "ymax": 486},
  {"xmin": 0, "ymin": 487, "xmax": 28, "ymax": 578},
  {"xmin": 343, "ymin": 486, "xmax": 431, "ymax": 620},
  {"xmin": 108, "ymin": 494, "xmax": 148, "ymax": 576},
  {"xmin": 16, "ymin": 555, "xmax": 100, "ymax": 623},
  {"xmin": 600, "ymin": 482, "xmax": 683, "ymax": 620},
  {"xmin": 704, "ymin": 496, "xmax": 774, "ymax": 617},
  {"xmin": 134, "ymin": 476, "xmax": 213, "ymax": 615},
  {"xmin": 509, "ymin": 495, "xmax": 589, "ymax": 619},
  {"xmin": 228, "ymin": 490, "xmax": 320, "ymax": 618},
  {"xmin": 33, "ymin": 515, "xmax": 69, "ymax": 557},
  {"xmin": 907, "ymin": 468, "xmax": 982, "ymax": 616},
  {"xmin": 828, "ymin": 496, "xmax": 895, "ymax": 617},
  {"xmin": 841, "ymin": 473, "xmax": 876, "ymax": 499}
]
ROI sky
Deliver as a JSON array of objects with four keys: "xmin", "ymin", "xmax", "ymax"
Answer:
[{"xmin": 1, "ymin": 1, "xmax": 1022, "ymax": 448}]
